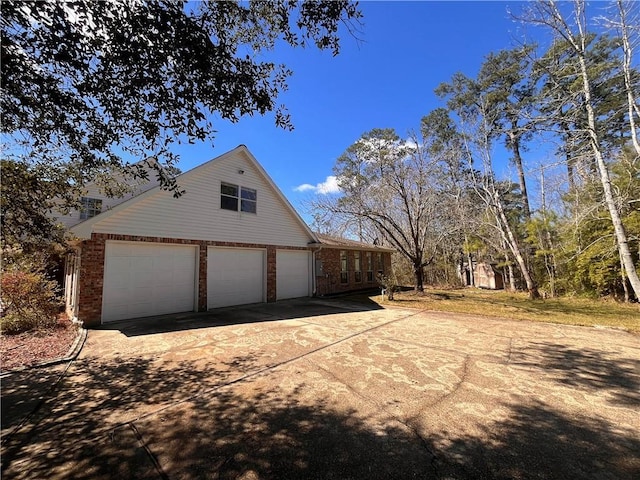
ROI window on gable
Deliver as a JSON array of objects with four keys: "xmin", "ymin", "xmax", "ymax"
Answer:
[
  {"xmin": 221, "ymin": 183, "xmax": 257, "ymax": 214},
  {"xmin": 221, "ymin": 183, "xmax": 239, "ymax": 211},
  {"xmin": 79, "ymin": 197, "xmax": 102, "ymax": 220},
  {"xmin": 340, "ymin": 250, "xmax": 348, "ymax": 284},
  {"xmin": 241, "ymin": 187, "xmax": 257, "ymax": 213},
  {"xmin": 354, "ymin": 251, "xmax": 362, "ymax": 283}
]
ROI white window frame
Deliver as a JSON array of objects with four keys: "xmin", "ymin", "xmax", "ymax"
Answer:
[
  {"xmin": 221, "ymin": 182, "xmax": 257, "ymax": 214},
  {"xmin": 80, "ymin": 197, "xmax": 102, "ymax": 220}
]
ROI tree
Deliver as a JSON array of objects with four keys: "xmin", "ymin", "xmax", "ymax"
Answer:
[
  {"xmin": 610, "ymin": 0, "xmax": 640, "ymax": 157},
  {"xmin": 436, "ymin": 73, "xmax": 541, "ymax": 298},
  {"xmin": 314, "ymin": 128, "xmax": 452, "ymax": 292},
  {"xmin": 559, "ymin": 150, "xmax": 639, "ymax": 298},
  {"xmin": 476, "ymin": 46, "xmax": 538, "ymax": 220},
  {"xmin": 1, "ymin": 0, "xmax": 362, "ymax": 245},
  {"xmin": 523, "ymin": 0, "xmax": 640, "ymax": 300}
]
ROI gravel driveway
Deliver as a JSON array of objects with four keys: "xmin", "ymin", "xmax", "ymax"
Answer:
[{"xmin": 2, "ymin": 298, "xmax": 639, "ymax": 479}]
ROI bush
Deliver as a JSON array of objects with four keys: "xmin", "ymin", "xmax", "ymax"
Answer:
[
  {"xmin": 377, "ymin": 273, "xmax": 399, "ymax": 300},
  {"xmin": 1, "ymin": 250, "xmax": 63, "ymax": 334}
]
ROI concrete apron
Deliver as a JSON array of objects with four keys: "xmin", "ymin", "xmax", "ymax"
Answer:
[{"xmin": 1, "ymin": 298, "xmax": 639, "ymax": 480}]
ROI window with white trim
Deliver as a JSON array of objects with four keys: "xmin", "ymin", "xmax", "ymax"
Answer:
[
  {"xmin": 221, "ymin": 182, "xmax": 257, "ymax": 213},
  {"xmin": 79, "ymin": 197, "xmax": 102, "ymax": 220}
]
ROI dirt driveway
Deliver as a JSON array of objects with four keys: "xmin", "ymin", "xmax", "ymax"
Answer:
[{"xmin": 2, "ymin": 298, "xmax": 639, "ymax": 479}]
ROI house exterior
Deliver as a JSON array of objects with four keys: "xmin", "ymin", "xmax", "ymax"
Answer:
[
  {"xmin": 64, "ymin": 146, "xmax": 392, "ymax": 327},
  {"xmin": 56, "ymin": 159, "xmax": 161, "ymax": 231},
  {"xmin": 312, "ymin": 234, "xmax": 393, "ymax": 296}
]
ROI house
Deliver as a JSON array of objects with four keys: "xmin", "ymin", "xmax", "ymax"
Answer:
[
  {"xmin": 311, "ymin": 234, "xmax": 393, "ymax": 296},
  {"xmin": 64, "ymin": 146, "xmax": 393, "ymax": 327},
  {"xmin": 57, "ymin": 159, "xmax": 162, "ymax": 231}
]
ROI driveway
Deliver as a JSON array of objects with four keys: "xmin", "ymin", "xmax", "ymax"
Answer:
[{"xmin": 2, "ymin": 298, "xmax": 639, "ymax": 479}]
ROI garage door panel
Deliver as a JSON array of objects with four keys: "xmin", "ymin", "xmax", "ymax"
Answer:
[
  {"xmin": 277, "ymin": 250, "xmax": 310, "ymax": 300},
  {"xmin": 103, "ymin": 242, "xmax": 197, "ymax": 323},
  {"xmin": 207, "ymin": 248, "xmax": 264, "ymax": 309}
]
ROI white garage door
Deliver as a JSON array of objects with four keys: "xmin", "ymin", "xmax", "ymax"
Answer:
[
  {"xmin": 207, "ymin": 247, "xmax": 265, "ymax": 309},
  {"xmin": 276, "ymin": 250, "xmax": 310, "ymax": 300},
  {"xmin": 102, "ymin": 241, "xmax": 197, "ymax": 323}
]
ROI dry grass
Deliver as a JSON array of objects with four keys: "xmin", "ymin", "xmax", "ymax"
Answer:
[{"xmin": 353, "ymin": 288, "xmax": 640, "ymax": 334}]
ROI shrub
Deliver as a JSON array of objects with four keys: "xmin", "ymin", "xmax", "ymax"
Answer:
[
  {"xmin": 377, "ymin": 273, "xmax": 399, "ymax": 300},
  {"xmin": 1, "ymin": 250, "xmax": 62, "ymax": 334}
]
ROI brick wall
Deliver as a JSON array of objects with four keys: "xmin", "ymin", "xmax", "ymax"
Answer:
[
  {"xmin": 314, "ymin": 248, "xmax": 391, "ymax": 296},
  {"xmin": 75, "ymin": 233, "xmax": 307, "ymax": 326}
]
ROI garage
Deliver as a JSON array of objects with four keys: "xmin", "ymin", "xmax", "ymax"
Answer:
[
  {"xmin": 207, "ymin": 247, "xmax": 265, "ymax": 309},
  {"xmin": 276, "ymin": 250, "xmax": 311, "ymax": 300},
  {"xmin": 102, "ymin": 241, "xmax": 197, "ymax": 322}
]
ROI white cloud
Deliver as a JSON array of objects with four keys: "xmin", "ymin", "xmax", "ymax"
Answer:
[{"xmin": 294, "ymin": 175, "xmax": 340, "ymax": 195}]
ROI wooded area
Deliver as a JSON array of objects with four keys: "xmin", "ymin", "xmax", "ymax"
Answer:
[{"xmin": 312, "ymin": 1, "xmax": 640, "ymax": 302}]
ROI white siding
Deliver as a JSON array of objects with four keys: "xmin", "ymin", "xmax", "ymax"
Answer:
[
  {"xmin": 55, "ymin": 176, "xmax": 159, "ymax": 230},
  {"xmin": 89, "ymin": 150, "xmax": 312, "ymax": 247}
]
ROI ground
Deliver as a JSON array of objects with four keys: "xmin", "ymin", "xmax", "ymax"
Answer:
[
  {"xmin": 0, "ymin": 315, "xmax": 78, "ymax": 371},
  {"xmin": 2, "ymin": 298, "xmax": 638, "ymax": 480}
]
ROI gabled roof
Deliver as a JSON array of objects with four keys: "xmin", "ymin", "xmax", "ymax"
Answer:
[
  {"xmin": 313, "ymin": 233, "xmax": 395, "ymax": 252},
  {"xmin": 71, "ymin": 145, "xmax": 317, "ymax": 241}
]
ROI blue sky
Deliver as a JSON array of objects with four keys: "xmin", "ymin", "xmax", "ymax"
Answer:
[{"xmin": 172, "ymin": 1, "xmax": 550, "ymax": 220}]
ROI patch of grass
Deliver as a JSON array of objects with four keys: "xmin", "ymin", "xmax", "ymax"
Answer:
[{"xmin": 351, "ymin": 288, "xmax": 640, "ymax": 334}]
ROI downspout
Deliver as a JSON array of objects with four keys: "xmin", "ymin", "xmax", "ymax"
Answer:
[{"xmin": 308, "ymin": 242, "xmax": 323, "ymax": 296}]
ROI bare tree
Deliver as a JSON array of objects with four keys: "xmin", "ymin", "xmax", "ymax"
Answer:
[
  {"xmin": 523, "ymin": 0, "xmax": 640, "ymax": 299},
  {"xmin": 613, "ymin": 0, "xmax": 640, "ymax": 157},
  {"xmin": 437, "ymin": 74, "xmax": 541, "ymax": 298},
  {"xmin": 312, "ymin": 128, "xmax": 452, "ymax": 292}
]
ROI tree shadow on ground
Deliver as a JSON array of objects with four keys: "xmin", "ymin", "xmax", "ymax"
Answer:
[
  {"xmin": 430, "ymin": 399, "xmax": 640, "ymax": 480},
  {"xmin": 1, "ymin": 365, "xmax": 70, "ymax": 432},
  {"xmin": 97, "ymin": 297, "xmax": 384, "ymax": 337},
  {"xmin": 512, "ymin": 342, "xmax": 640, "ymax": 406},
  {"xmin": 2, "ymin": 354, "xmax": 639, "ymax": 480}
]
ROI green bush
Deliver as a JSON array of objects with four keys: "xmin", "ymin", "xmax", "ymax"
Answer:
[{"xmin": 1, "ymin": 250, "xmax": 62, "ymax": 334}]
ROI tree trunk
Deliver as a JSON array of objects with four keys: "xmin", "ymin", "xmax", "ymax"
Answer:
[
  {"xmin": 508, "ymin": 262, "xmax": 516, "ymax": 292},
  {"xmin": 494, "ymin": 191, "xmax": 540, "ymax": 299},
  {"xmin": 508, "ymin": 128, "xmax": 531, "ymax": 219},
  {"xmin": 414, "ymin": 261, "xmax": 425, "ymax": 292},
  {"xmin": 620, "ymin": 251, "xmax": 630, "ymax": 303},
  {"xmin": 576, "ymin": 52, "xmax": 640, "ymax": 300},
  {"xmin": 464, "ymin": 235, "xmax": 475, "ymax": 287},
  {"xmin": 617, "ymin": 0, "xmax": 640, "ymax": 157}
]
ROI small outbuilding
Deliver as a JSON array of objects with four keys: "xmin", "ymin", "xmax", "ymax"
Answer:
[{"xmin": 459, "ymin": 261, "xmax": 504, "ymax": 290}]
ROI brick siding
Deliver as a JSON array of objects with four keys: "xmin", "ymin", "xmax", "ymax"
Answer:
[
  {"xmin": 76, "ymin": 233, "xmax": 308, "ymax": 327},
  {"xmin": 314, "ymin": 248, "xmax": 391, "ymax": 296}
]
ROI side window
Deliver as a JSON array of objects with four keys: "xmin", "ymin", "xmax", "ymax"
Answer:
[
  {"xmin": 221, "ymin": 183, "xmax": 239, "ymax": 211},
  {"xmin": 340, "ymin": 250, "xmax": 348, "ymax": 284},
  {"xmin": 366, "ymin": 252, "xmax": 373, "ymax": 282},
  {"xmin": 377, "ymin": 252, "xmax": 384, "ymax": 274},
  {"xmin": 354, "ymin": 251, "xmax": 362, "ymax": 283},
  {"xmin": 79, "ymin": 197, "xmax": 102, "ymax": 220}
]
